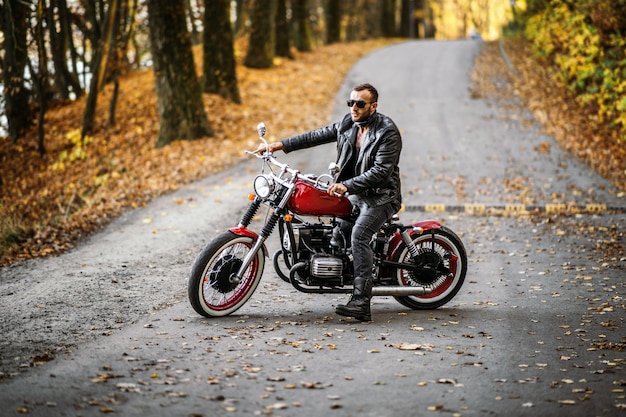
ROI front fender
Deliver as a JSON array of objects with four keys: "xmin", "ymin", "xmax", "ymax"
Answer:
[
  {"xmin": 229, "ymin": 227, "xmax": 269, "ymax": 258},
  {"xmin": 386, "ymin": 219, "xmax": 441, "ymax": 259}
]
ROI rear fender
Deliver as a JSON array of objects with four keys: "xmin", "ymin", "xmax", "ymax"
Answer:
[
  {"xmin": 386, "ymin": 219, "xmax": 441, "ymax": 259},
  {"xmin": 229, "ymin": 227, "xmax": 269, "ymax": 257}
]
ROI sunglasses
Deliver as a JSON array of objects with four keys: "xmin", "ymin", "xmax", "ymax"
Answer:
[{"xmin": 346, "ymin": 99, "xmax": 372, "ymax": 108}]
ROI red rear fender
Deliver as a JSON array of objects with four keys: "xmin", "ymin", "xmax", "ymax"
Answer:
[{"xmin": 412, "ymin": 219, "xmax": 441, "ymax": 230}]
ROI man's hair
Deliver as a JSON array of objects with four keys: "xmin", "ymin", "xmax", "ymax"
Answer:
[{"xmin": 353, "ymin": 83, "xmax": 378, "ymax": 102}]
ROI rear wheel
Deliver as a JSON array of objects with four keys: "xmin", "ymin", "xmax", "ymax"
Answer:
[
  {"xmin": 392, "ymin": 226, "xmax": 467, "ymax": 309},
  {"xmin": 188, "ymin": 231, "xmax": 265, "ymax": 317}
]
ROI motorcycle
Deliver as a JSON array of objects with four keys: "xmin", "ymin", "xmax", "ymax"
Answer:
[{"xmin": 188, "ymin": 123, "xmax": 468, "ymax": 318}]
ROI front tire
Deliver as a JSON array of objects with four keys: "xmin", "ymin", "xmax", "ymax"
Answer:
[
  {"xmin": 392, "ymin": 226, "xmax": 467, "ymax": 309},
  {"xmin": 188, "ymin": 231, "xmax": 265, "ymax": 317}
]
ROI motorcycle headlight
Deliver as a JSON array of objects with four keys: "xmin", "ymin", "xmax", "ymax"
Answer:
[{"xmin": 253, "ymin": 175, "xmax": 274, "ymax": 198}]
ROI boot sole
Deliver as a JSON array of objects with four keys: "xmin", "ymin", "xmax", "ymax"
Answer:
[{"xmin": 335, "ymin": 306, "xmax": 371, "ymax": 322}]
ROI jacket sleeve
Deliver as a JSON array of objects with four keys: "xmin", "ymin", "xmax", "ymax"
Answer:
[{"xmin": 281, "ymin": 122, "xmax": 340, "ymax": 153}]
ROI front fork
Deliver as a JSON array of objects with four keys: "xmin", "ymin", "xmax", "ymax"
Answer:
[{"xmin": 232, "ymin": 193, "xmax": 289, "ymax": 284}]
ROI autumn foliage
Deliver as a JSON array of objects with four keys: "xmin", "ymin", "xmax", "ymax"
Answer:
[
  {"xmin": 524, "ymin": 2, "xmax": 626, "ymax": 142},
  {"xmin": 471, "ymin": 36, "xmax": 626, "ymax": 193},
  {"xmin": 0, "ymin": 39, "xmax": 397, "ymax": 266}
]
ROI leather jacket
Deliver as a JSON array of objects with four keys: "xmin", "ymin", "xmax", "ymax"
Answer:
[{"xmin": 281, "ymin": 112, "xmax": 402, "ymax": 208}]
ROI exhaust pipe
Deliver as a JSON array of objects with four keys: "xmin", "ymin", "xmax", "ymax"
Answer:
[{"xmin": 371, "ymin": 286, "xmax": 431, "ymax": 296}]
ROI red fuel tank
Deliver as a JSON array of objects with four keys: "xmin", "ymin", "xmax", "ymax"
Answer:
[{"xmin": 287, "ymin": 180, "xmax": 352, "ymax": 217}]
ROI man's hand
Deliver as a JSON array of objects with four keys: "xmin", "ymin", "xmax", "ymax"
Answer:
[
  {"xmin": 253, "ymin": 141, "xmax": 284, "ymax": 155},
  {"xmin": 327, "ymin": 183, "xmax": 347, "ymax": 196}
]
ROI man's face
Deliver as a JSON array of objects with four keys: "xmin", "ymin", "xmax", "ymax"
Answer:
[{"xmin": 349, "ymin": 90, "xmax": 377, "ymax": 123}]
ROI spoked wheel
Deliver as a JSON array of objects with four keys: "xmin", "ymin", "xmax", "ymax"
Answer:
[
  {"xmin": 392, "ymin": 225, "xmax": 467, "ymax": 309},
  {"xmin": 188, "ymin": 231, "xmax": 265, "ymax": 317}
]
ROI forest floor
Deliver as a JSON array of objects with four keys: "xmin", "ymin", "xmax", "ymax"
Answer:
[{"xmin": 1, "ymin": 37, "xmax": 624, "ymax": 268}]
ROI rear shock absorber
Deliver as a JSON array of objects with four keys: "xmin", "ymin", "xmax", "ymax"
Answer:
[{"xmin": 400, "ymin": 226, "xmax": 423, "ymax": 258}]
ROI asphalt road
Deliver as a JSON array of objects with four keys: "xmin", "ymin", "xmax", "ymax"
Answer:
[{"xmin": 1, "ymin": 40, "xmax": 624, "ymax": 417}]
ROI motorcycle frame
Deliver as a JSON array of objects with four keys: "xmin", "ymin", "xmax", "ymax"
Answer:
[{"xmin": 227, "ymin": 151, "xmax": 444, "ymax": 296}]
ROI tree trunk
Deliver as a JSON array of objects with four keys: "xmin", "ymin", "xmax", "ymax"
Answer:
[
  {"xmin": 400, "ymin": 0, "xmax": 409, "ymax": 37},
  {"xmin": 275, "ymin": 0, "xmax": 293, "ymax": 58},
  {"xmin": 203, "ymin": 0, "xmax": 241, "ymax": 103},
  {"xmin": 33, "ymin": 0, "xmax": 49, "ymax": 155},
  {"xmin": 47, "ymin": 0, "xmax": 83, "ymax": 101},
  {"xmin": 293, "ymin": 0, "xmax": 313, "ymax": 52},
  {"xmin": 81, "ymin": 0, "xmax": 119, "ymax": 139},
  {"xmin": 363, "ymin": 0, "xmax": 382, "ymax": 39},
  {"xmin": 107, "ymin": 2, "xmax": 122, "ymax": 126},
  {"xmin": 244, "ymin": 0, "xmax": 276, "ymax": 69},
  {"xmin": 147, "ymin": 0, "xmax": 212, "ymax": 148},
  {"xmin": 234, "ymin": 0, "xmax": 252, "ymax": 36},
  {"xmin": 381, "ymin": 0, "xmax": 397, "ymax": 37},
  {"xmin": 345, "ymin": 0, "xmax": 360, "ymax": 41},
  {"xmin": 326, "ymin": 0, "xmax": 342, "ymax": 44},
  {"xmin": 57, "ymin": 0, "xmax": 83, "ymax": 97},
  {"xmin": 186, "ymin": 0, "xmax": 201, "ymax": 45},
  {"xmin": 2, "ymin": 0, "xmax": 33, "ymax": 143}
]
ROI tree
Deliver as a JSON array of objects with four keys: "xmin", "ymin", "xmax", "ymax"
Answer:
[
  {"xmin": 275, "ymin": 0, "xmax": 293, "ymax": 58},
  {"xmin": 203, "ymin": 0, "xmax": 241, "ymax": 103},
  {"xmin": 109, "ymin": 0, "xmax": 139, "ymax": 125},
  {"xmin": 362, "ymin": 0, "xmax": 383, "ymax": 39},
  {"xmin": 234, "ymin": 0, "xmax": 252, "ymax": 36},
  {"xmin": 1, "ymin": 0, "xmax": 32, "ymax": 144},
  {"xmin": 381, "ymin": 0, "xmax": 397, "ymax": 37},
  {"xmin": 32, "ymin": 0, "xmax": 50, "ymax": 155},
  {"xmin": 186, "ymin": 0, "xmax": 202, "ymax": 45},
  {"xmin": 244, "ymin": 0, "xmax": 276, "ymax": 68},
  {"xmin": 82, "ymin": 0, "xmax": 120, "ymax": 138},
  {"xmin": 326, "ymin": 0, "xmax": 342, "ymax": 44},
  {"xmin": 46, "ymin": 0, "xmax": 83, "ymax": 101},
  {"xmin": 147, "ymin": 0, "xmax": 212, "ymax": 148},
  {"xmin": 293, "ymin": 0, "xmax": 313, "ymax": 51}
]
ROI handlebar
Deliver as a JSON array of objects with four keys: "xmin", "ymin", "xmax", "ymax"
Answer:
[{"xmin": 245, "ymin": 123, "xmax": 348, "ymax": 198}]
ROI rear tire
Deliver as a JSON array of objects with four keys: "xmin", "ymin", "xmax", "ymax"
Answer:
[
  {"xmin": 392, "ymin": 226, "xmax": 467, "ymax": 309},
  {"xmin": 188, "ymin": 231, "xmax": 265, "ymax": 317}
]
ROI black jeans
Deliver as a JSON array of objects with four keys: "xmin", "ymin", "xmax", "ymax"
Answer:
[{"xmin": 346, "ymin": 197, "xmax": 399, "ymax": 282}]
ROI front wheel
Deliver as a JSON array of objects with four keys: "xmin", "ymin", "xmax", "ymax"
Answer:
[
  {"xmin": 392, "ymin": 225, "xmax": 467, "ymax": 310},
  {"xmin": 188, "ymin": 231, "xmax": 265, "ymax": 317}
]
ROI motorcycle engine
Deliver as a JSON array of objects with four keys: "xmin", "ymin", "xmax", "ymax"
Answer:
[
  {"xmin": 290, "ymin": 223, "xmax": 345, "ymax": 280},
  {"xmin": 310, "ymin": 254, "xmax": 343, "ymax": 279}
]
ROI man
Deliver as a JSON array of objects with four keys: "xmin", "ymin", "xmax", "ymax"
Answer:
[{"xmin": 255, "ymin": 83, "xmax": 402, "ymax": 321}]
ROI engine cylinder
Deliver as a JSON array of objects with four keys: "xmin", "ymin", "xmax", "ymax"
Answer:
[{"xmin": 310, "ymin": 254, "xmax": 343, "ymax": 278}]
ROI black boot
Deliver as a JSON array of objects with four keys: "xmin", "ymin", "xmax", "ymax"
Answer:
[{"xmin": 335, "ymin": 277, "xmax": 372, "ymax": 321}]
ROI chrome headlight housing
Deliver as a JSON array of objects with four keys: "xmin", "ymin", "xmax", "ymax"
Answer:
[{"xmin": 253, "ymin": 175, "xmax": 274, "ymax": 198}]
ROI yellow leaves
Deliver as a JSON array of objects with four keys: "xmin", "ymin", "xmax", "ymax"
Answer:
[
  {"xmin": 90, "ymin": 373, "xmax": 117, "ymax": 383},
  {"xmin": 386, "ymin": 342, "xmax": 430, "ymax": 351},
  {"xmin": 52, "ymin": 129, "xmax": 93, "ymax": 172},
  {"xmin": 525, "ymin": 3, "xmax": 626, "ymax": 143}
]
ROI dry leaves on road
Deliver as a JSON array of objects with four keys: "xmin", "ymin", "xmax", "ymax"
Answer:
[{"xmin": 472, "ymin": 39, "xmax": 626, "ymax": 192}]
